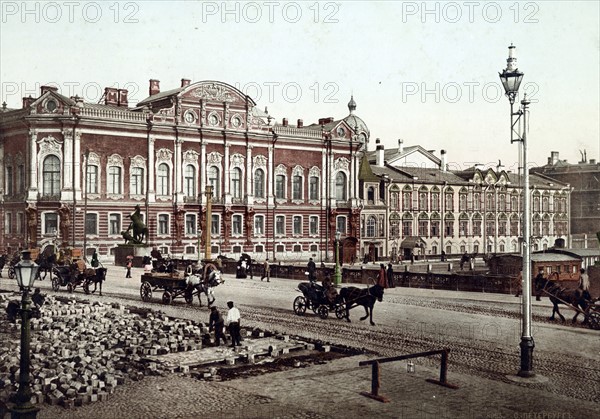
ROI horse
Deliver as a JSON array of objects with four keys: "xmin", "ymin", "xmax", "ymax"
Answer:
[
  {"xmin": 35, "ymin": 249, "xmax": 57, "ymax": 281},
  {"xmin": 185, "ymin": 264, "xmax": 223, "ymax": 307},
  {"xmin": 129, "ymin": 205, "xmax": 148, "ymax": 244},
  {"xmin": 82, "ymin": 267, "xmax": 108, "ymax": 296},
  {"xmin": 339, "ymin": 284, "xmax": 385, "ymax": 326},
  {"xmin": 535, "ymin": 272, "xmax": 592, "ymax": 323}
]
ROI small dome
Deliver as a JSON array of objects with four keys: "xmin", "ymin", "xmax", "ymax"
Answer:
[{"xmin": 348, "ymin": 95, "xmax": 357, "ymax": 113}]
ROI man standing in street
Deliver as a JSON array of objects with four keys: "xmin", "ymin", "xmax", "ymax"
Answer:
[
  {"xmin": 209, "ymin": 306, "xmax": 226, "ymax": 346},
  {"xmin": 534, "ymin": 268, "xmax": 545, "ymax": 301},
  {"xmin": 226, "ymin": 301, "xmax": 242, "ymax": 347},
  {"xmin": 579, "ymin": 268, "xmax": 592, "ymax": 301},
  {"xmin": 307, "ymin": 257, "xmax": 317, "ymax": 283},
  {"xmin": 386, "ymin": 262, "xmax": 395, "ymax": 288},
  {"xmin": 261, "ymin": 258, "xmax": 270, "ymax": 282}
]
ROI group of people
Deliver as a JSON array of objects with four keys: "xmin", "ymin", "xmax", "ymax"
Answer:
[
  {"xmin": 208, "ymin": 301, "xmax": 242, "ymax": 347},
  {"xmin": 377, "ymin": 263, "xmax": 396, "ymax": 288}
]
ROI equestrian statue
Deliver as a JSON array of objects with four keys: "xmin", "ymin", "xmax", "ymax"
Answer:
[{"xmin": 122, "ymin": 204, "xmax": 149, "ymax": 245}]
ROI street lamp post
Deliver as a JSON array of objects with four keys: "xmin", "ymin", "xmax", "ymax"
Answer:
[
  {"xmin": 499, "ymin": 44, "xmax": 534, "ymax": 377},
  {"xmin": 334, "ymin": 231, "xmax": 342, "ymax": 286},
  {"xmin": 10, "ymin": 250, "xmax": 40, "ymax": 419},
  {"xmin": 204, "ymin": 185, "xmax": 213, "ymax": 261}
]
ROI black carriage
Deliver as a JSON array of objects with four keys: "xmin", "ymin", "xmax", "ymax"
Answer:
[
  {"xmin": 51, "ymin": 262, "xmax": 108, "ymax": 295},
  {"xmin": 140, "ymin": 263, "xmax": 220, "ymax": 305},
  {"xmin": 293, "ymin": 281, "xmax": 346, "ymax": 320}
]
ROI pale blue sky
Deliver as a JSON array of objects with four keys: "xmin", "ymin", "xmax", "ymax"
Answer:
[{"xmin": 1, "ymin": 1, "xmax": 598, "ymax": 169}]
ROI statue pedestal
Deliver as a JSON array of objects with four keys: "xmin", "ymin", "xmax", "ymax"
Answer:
[{"xmin": 115, "ymin": 244, "xmax": 150, "ymax": 267}]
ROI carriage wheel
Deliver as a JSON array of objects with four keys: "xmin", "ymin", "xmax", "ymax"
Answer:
[
  {"xmin": 140, "ymin": 281, "xmax": 152, "ymax": 302},
  {"xmin": 587, "ymin": 310, "xmax": 600, "ymax": 330},
  {"xmin": 293, "ymin": 296, "xmax": 307, "ymax": 315},
  {"xmin": 162, "ymin": 291, "xmax": 173, "ymax": 305},
  {"xmin": 67, "ymin": 283, "xmax": 74, "ymax": 293},
  {"xmin": 317, "ymin": 305, "xmax": 329, "ymax": 319},
  {"xmin": 83, "ymin": 281, "xmax": 91, "ymax": 295},
  {"xmin": 184, "ymin": 289, "xmax": 194, "ymax": 305},
  {"xmin": 8, "ymin": 268, "xmax": 15, "ymax": 279},
  {"xmin": 335, "ymin": 305, "xmax": 346, "ymax": 319},
  {"xmin": 51, "ymin": 276, "xmax": 61, "ymax": 292}
]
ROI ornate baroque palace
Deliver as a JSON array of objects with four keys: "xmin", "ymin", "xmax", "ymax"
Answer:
[
  {"xmin": 0, "ymin": 79, "xmax": 571, "ymax": 262},
  {"xmin": 0, "ymin": 80, "xmax": 367, "ymax": 261}
]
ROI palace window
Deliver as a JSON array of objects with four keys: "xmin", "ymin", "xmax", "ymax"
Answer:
[
  {"xmin": 109, "ymin": 213, "xmax": 121, "ymax": 235},
  {"xmin": 44, "ymin": 213, "xmax": 58, "ymax": 235},
  {"xmin": 85, "ymin": 213, "xmax": 98, "ymax": 235},
  {"xmin": 211, "ymin": 214, "xmax": 220, "ymax": 235},
  {"xmin": 157, "ymin": 163, "xmax": 170, "ymax": 196},
  {"xmin": 309, "ymin": 216, "xmax": 319, "ymax": 235},
  {"xmin": 254, "ymin": 169, "xmax": 265, "ymax": 198},
  {"xmin": 186, "ymin": 214, "xmax": 196, "ymax": 235},
  {"xmin": 275, "ymin": 175, "xmax": 285, "ymax": 199},
  {"xmin": 254, "ymin": 215, "xmax": 264, "ymax": 235},
  {"xmin": 184, "ymin": 165, "xmax": 195, "ymax": 197},
  {"xmin": 87, "ymin": 165, "xmax": 99, "ymax": 194},
  {"xmin": 366, "ymin": 216, "xmax": 376, "ymax": 237},
  {"xmin": 292, "ymin": 175, "xmax": 302, "ymax": 200},
  {"xmin": 43, "ymin": 155, "xmax": 61, "ymax": 196},
  {"xmin": 130, "ymin": 167, "xmax": 144, "ymax": 195},
  {"xmin": 231, "ymin": 168, "xmax": 242, "ymax": 199},
  {"xmin": 309, "ymin": 176, "xmax": 319, "ymax": 200},
  {"xmin": 232, "ymin": 215, "xmax": 242, "ymax": 235},
  {"xmin": 293, "ymin": 216, "xmax": 302, "ymax": 235},
  {"xmin": 158, "ymin": 214, "xmax": 169, "ymax": 235},
  {"xmin": 108, "ymin": 165, "xmax": 122, "ymax": 195},
  {"xmin": 208, "ymin": 166, "xmax": 220, "ymax": 198},
  {"xmin": 275, "ymin": 215, "xmax": 285, "ymax": 235},
  {"xmin": 335, "ymin": 172, "xmax": 347, "ymax": 200}
]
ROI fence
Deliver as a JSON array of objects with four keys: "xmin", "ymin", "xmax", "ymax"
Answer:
[{"xmin": 358, "ymin": 349, "xmax": 458, "ymax": 403}]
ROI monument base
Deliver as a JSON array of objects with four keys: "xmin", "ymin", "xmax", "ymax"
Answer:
[{"xmin": 115, "ymin": 244, "xmax": 150, "ymax": 267}]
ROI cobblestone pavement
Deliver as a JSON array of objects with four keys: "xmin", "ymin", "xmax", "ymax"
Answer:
[{"xmin": 1, "ymin": 263, "xmax": 599, "ymax": 418}]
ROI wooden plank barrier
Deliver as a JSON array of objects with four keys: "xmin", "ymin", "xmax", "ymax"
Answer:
[{"xmin": 358, "ymin": 349, "xmax": 458, "ymax": 403}]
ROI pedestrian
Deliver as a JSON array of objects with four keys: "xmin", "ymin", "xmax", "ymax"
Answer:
[
  {"xmin": 534, "ymin": 268, "xmax": 545, "ymax": 301},
  {"xmin": 578, "ymin": 268, "xmax": 592, "ymax": 301},
  {"xmin": 226, "ymin": 301, "xmax": 242, "ymax": 347},
  {"xmin": 247, "ymin": 260, "xmax": 254, "ymax": 280},
  {"xmin": 261, "ymin": 258, "xmax": 270, "ymax": 282},
  {"xmin": 410, "ymin": 251, "xmax": 415, "ymax": 265},
  {"xmin": 386, "ymin": 262, "xmax": 395, "ymax": 288},
  {"xmin": 142, "ymin": 254, "xmax": 152, "ymax": 273},
  {"xmin": 215, "ymin": 256, "xmax": 223, "ymax": 273},
  {"xmin": 307, "ymin": 257, "xmax": 317, "ymax": 283},
  {"xmin": 514, "ymin": 270, "xmax": 523, "ymax": 297},
  {"xmin": 126, "ymin": 257, "xmax": 132, "ymax": 278},
  {"xmin": 91, "ymin": 250, "xmax": 99, "ymax": 268},
  {"xmin": 209, "ymin": 306, "xmax": 226, "ymax": 346},
  {"xmin": 441, "ymin": 250, "xmax": 446, "ymax": 262},
  {"xmin": 377, "ymin": 263, "xmax": 387, "ymax": 288}
]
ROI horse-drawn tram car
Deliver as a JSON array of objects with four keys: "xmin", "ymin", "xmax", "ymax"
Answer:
[{"xmin": 140, "ymin": 263, "xmax": 222, "ymax": 306}]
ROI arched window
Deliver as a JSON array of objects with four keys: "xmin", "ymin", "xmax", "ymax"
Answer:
[
  {"xmin": 157, "ymin": 163, "xmax": 169, "ymax": 195},
  {"xmin": 335, "ymin": 172, "xmax": 347, "ymax": 200},
  {"xmin": 231, "ymin": 167, "xmax": 242, "ymax": 199},
  {"xmin": 208, "ymin": 166, "xmax": 220, "ymax": 197},
  {"xmin": 275, "ymin": 174, "xmax": 285, "ymax": 199},
  {"xmin": 292, "ymin": 175, "xmax": 302, "ymax": 200},
  {"xmin": 130, "ymin": 167, "xmax": 144, "ymax": 195},
  {"xmin": 367, "ymin": 187, "xmax": 375, "ymax": 204},
  {"xmin": 107, "ymin": 165, "xmax": 122, "ymax": 195},
  {"xmin": 309, "ymin": 176, "xmax": 319, "ymax": 200},
  {"xmin": 43, "ymin": 155, "xmax": 61, "ymax": 196},
  {"xmin": 254, "ymin": 168, "xmax": 264, "ymax": 198},
  {"xmin": 87, "ymin": 165, "xmax": 99, "ymax": 194},
  {"xmin": 184, "ymin": 165, "xmax": 195, "ymax": 197}
]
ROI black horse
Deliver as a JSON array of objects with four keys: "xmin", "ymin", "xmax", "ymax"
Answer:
[
  {"xmin": 339, "ymin": 284, "xmax": 385, "ymax": 326},
  {"xmin": 81, "ymin": 267, "xmax": 108, "ymax": 296},
  {"xmin": 35, "ymin": 250, "xmax": 56, "ymax": 281},
  {"xmin": 535, "ymin": 272, "xmax": 592, "ymax": 323}
]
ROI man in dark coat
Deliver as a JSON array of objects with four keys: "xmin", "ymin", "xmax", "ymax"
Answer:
[
  {"xmin": 386, "ymin": 262, "xmax": 395, "ymax": 288},
  {"xmin": 307, "ymin": 258, "xmax": 317, "ymax": 283},
  {"xmin": 209, "ymin": 306, "xmax": 226, "ymax": 346}
]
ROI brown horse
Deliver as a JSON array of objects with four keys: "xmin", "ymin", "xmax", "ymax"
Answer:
[
  {"xmin": 339, "ymin": 284, "xmax": 384, "ymax": 326},
  {"xmin": 535, "ymin": 272, "xmax": 592, "ymax": 323}
]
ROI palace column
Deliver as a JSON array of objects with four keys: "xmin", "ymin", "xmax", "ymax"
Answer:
[
  {"xmin": 200, "ymin": 142, "xmax": 207, "ymax": 204},
  {"xmin": 147, "ymin": 136, "xmax": 156, "ymax": 202},
  {"xmin": 223, "ymin": 143, "xmax": 231, "ymax": 204},
  {"xmin": 27, "ymin": 130, "xmax": 38, "ymax": 201},
  {"xmin": 174, "ymin": 136, "xmax": 184, "ymax": 203},
  {"xmin": 246, "ymin": 144, "xmax": 253, "ymax": 205}
]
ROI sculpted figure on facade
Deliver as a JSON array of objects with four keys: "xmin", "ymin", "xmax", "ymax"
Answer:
[
  {"xmin": 58, "ymin": 204, "xmax": 71, "ymax": 244},
  {"xmin": 26, "ymin": 204, "xmax": 38, "ymax": 247}
]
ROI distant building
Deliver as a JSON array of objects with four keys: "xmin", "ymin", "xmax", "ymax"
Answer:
[
  {"xmin": 530, "ymin": 151, "xmax": 600, "ymax": 248},
  {"xmin": 358, "ymin": 140, "xmax": 571, "ymax": 261}
]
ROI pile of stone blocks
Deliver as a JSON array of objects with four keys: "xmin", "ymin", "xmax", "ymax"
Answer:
[{"xmin": 0, "ymin": 294, "xmax": 205, "ymax": 409}]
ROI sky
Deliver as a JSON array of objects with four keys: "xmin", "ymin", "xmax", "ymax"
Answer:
[{"xmin": 1, "ymin": 1, "xmax": 599, "ymax": 171}]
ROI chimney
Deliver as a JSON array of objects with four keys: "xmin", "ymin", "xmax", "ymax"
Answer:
[
  {"xmin": 118, "ymin": 89, "xmax": 128, "ymax": 107},
  {"xmin": 297, "ymin": 119, "xmax": 303, "ymax": 128},
  {"xmin": 282, "ymin": 118, "xmax": 288, "ymax": 127},
  {"xmin": 318, "ymin": 117, "xmax": 334, "ymax": 125},
  {"xmin": 590, "ymin": 159, "xmax": 596, "ymax": 164},
  {"xmin": 40, "ymin": 85, "xmax": 59, "ymax": 95},
  {"xmin": 474, "ymin": 163, "xmax": 484, "ymax": 170},
  {"xmin": 398, "ymin": 139, "xmax": 404, "ymax": 154},
  {"xmin": 550, "ymin": 151, "xmax": 559, "ymax": 165},
  {"xmin": 375, "ymin": 138, "xmax": 384, "ymax": 167},
  {"xmin": 104, "ymin": 87, "xmax": 119, "ymax": 106},
  {"xmin": 22, "ymin": 96, "xmax": 35, "ymax": 108},
  {"xmin": 149, "ymin": 79, "xmax": 160, "ymax": 96},
  {"xmin": 181, "ymin": 78, "xmax": 191, "ymax": 87},
  {"xmin": 440, "ymin": 149, "xmax": 447, "ymax": 172},
  {"xmin": 496, "ymin": 159, "xmax": 504, "ymax": 172}
]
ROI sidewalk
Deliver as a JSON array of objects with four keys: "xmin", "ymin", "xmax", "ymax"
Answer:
[{"xmin": 37, "ymin": 352, "xmax": 598, "ymax": 418}]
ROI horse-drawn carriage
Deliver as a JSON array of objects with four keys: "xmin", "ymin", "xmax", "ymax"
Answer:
[
  {"xmin": 536, "ymin": 272, "xmax": 600, "ymax": 330},
  {"xmin": 140, "ymin": 263, "xmax": 223, "ymax": 306},
  {"xmin": 50, "ymin": 258, "xmax": 108, "ymax": 295},
  {"xmin": 293, "ymin": 281, "xmax": 346, "ymax": 320}
]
